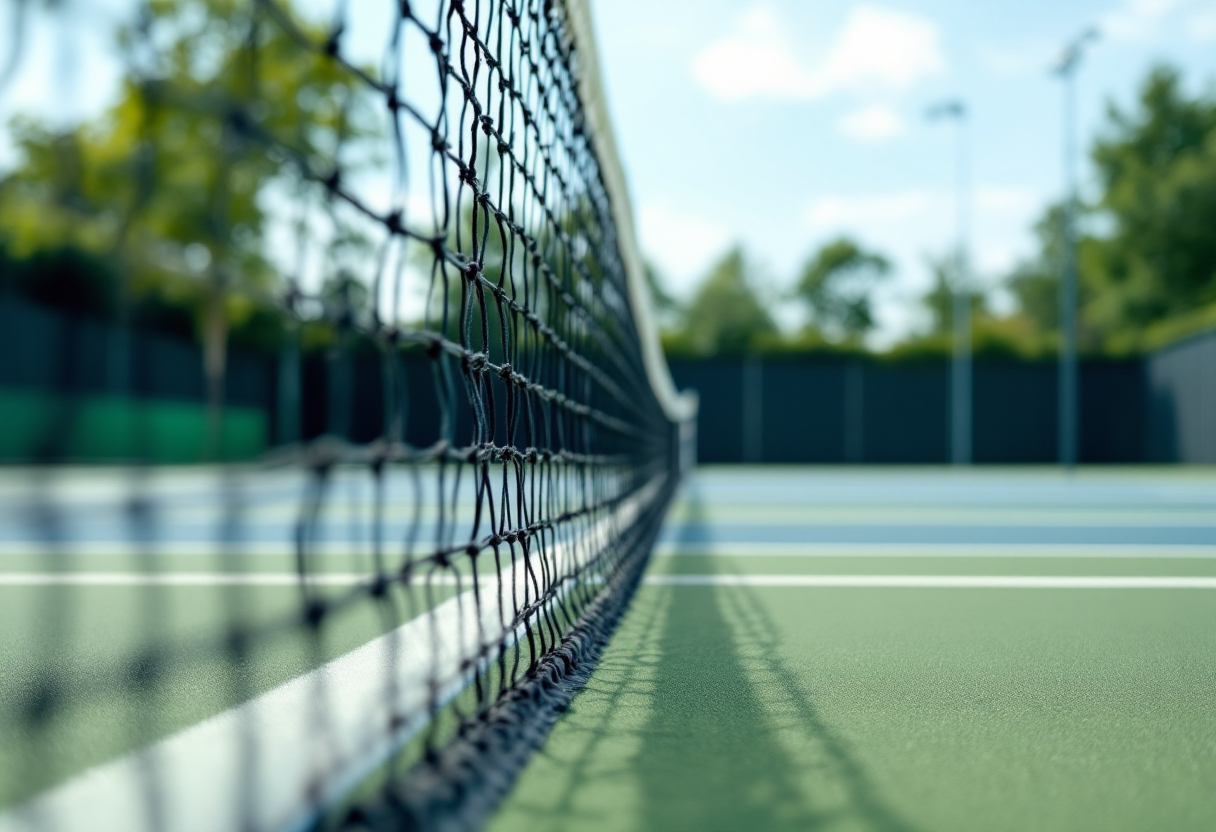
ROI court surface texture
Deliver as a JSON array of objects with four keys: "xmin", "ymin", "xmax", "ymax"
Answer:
[
  {"xmin": 489, "ymin": 466, "xmax": 1216, "ymax": 832},
  {"xmin": 3, "ymin": 466, "xmax": 1215, "ymax": 831}
]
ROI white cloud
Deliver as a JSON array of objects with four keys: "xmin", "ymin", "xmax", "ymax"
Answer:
[
  {"xmin": 801, "ymin": 186, "xmax": 1045, "ymax": 341},
  {"xmin": 804, "ymin": 186, "xmax": 1043, "ymax": 235},
  {"xmin": 1101, "ymin": 0, "xmax": 1184, "ymax": 41},
  {"xmin": 836, "ymin": 104, "xmax": 906, "ymax": 143},
  {"xmin": 1188, "ymin": 8, "xmax": 1216, "ymax": 42},
  {"xmin": 692, "ymin": 4, "xmax": 945, "ymax": 102},
  {"xmin": 975, "ymin": 185, "xmax": 1041, "ymax": 215},
  {"xmin": 636, "ymin": 203, "xmax": 732, "ymax": 297},
  {"xmin": 978, "ymin": 41, "xmax": 1059, "ymax": 76},
  {"xmin": 1098, "ymin": 0, "xmax": 1216, "ymax": 43},
  {"xmin": 805, "ymin": 190, "xmax": 936, "ymax": 228}
]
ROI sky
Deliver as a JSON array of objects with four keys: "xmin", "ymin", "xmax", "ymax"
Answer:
[
  {"xmin": 2, "ymin": 0, "xmax": 1215, "ymax": 343},
  {"xmin": 587, "ymin": 0, "xmax": 1216, "ymax": 343}
]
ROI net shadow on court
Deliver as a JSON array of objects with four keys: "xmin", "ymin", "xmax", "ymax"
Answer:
[{"xmin": 490, "ymin": 485, "xmax": 921, "ymax": 832}]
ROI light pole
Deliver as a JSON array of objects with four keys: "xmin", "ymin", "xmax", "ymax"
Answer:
[
  {"xmin": 927, "ymin": 99, "xmax": 970, "ymax": 465},
  {"xmin": 1053, "ymin": 28, "xmax": 1098, "ymax": 470}
]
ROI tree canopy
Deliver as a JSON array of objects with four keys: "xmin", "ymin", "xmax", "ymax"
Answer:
[
  {"xmin": 795, "ymin": 237, "xmax": 890, "ymax": 340},
  {"xmin": 665, "ymin": 247, "xmax": 776, "ymax": 357},
  {"xmin": 1086, "ymin": 66, "xmax": 1216, "ymax": 349},
  {"xmin": 0, "ymin": 0, "xmax": 377, "ymax": 352}
]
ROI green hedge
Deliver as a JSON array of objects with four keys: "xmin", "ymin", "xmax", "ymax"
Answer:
[{"xmin": 0, "ymin": 389, "xmax": 266, "ymax": 463}]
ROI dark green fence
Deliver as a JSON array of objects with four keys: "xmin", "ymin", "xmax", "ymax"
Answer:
[{"xmin": 3, "ymin": 294, "xmax": 1213, "ymax": 464}]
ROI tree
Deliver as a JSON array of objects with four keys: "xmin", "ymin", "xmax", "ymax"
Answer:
[
  {"xmin": 643, "ymin": 260, "xmax": 678, "ymax": 314},
  {"xmin": 675, "ymin": 247, "xmax": 775, "ymax": 356},
  {"xmin": 0, "ymin": 0, "xmax": 378, "ymax": 353},
  {"xmin": 922, "ymin": 253, "xmax": 984, "ymax": 336},
  {"xmin": 1087, "ymin": 66, "xmax": 1216, "ymax": 346},
  {"xmin": 1006, "ymin": 204, "xmax": 1065, "ymax": 335},
  {"xmin": 795, "ymin": 237, "xmax": 890, "ymax": 340},
  {"xmin": 1000, "ymin": 66, "xmax": 1216, "ymax": 354}
]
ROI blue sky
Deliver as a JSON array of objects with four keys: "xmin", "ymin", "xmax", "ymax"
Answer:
[{"xmin": 587, "ymin": 0, "xmax": 1216, "ymax": 342}]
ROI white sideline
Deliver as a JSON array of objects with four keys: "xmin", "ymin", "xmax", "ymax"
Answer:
[
  {"xmin": 8, "ymin": 572, "xmax": 1215, "ymax": 591},
  {"xmin": 647, "ymin": 575, "xmax": 1216, "ymax": 589},
  {"xmin": 0, "ymin": 572, "xmax": 457, "ymax": 586},
  {"xmin": 0, "ymin": 478, "xmax": 662, "ymax": 832},
  {"xmin": 652, "ymin": 542, "xmax": 1216, "ymax": 558}
]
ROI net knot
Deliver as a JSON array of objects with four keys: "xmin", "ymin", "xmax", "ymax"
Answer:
[
  {"xmin": 425, "ymin": 336, "xmax": 443, "ymax": 360},
  {"xmin": 385, "ymin": 210, "xmax": 404, "ymax": 234},
  {"xmin": 323, "ymin": 27, "xmax": 343, "ymax": 58},
  {"xmin": 465, "ymin": 352, "xmax": 489, "ymax": 373}
]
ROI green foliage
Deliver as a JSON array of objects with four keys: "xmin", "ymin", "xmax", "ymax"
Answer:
[
  {"xmin": 644, "ymin": 260, "xmax": 680, "ymax": 319},
  {"xmin": 890, "ymin": 315, "xmax": 1053, "ymax": 362},
  {"xmin": 665, "ymin": 247, "xmax": 775, "ymax": 357},
  {"xmin": 1086, "ymin": 66, "xmax": 1216, "ymax": 349},
  {"xmin": 921, "ymin": 253, "xmax": 984, "ymax": 336},
  {"xmin": 0, "ymin": 0, "xmax": 377, "ymax": 352},
  {"xmin": 795, "ymin": 237, "xmax": 890, "ymax": 339},
  {"xmin": 1004, "ymin": 65, "xmax": 1216, "ymax": 355}
]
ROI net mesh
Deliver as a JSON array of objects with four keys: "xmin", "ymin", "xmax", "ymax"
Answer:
[{"xmin": 0, "ymin": 0, "xmax": 690, "ymax": 829}]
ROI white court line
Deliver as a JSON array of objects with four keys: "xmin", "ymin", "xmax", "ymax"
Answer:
[
  {"xmin": 0, "ymin": 573, "xmax": 461, "ymax": 587},
  {"xmin": 0, "ymin": 477, "xmax": 664, "ymax": 832},
  {"xmin": 0, "ymin": 542, "xmax": 435, "ymax": 557},
  {"xmin": 652, "ymin": 542, "xmax": 1216, "ymax": 558},
  {"xmin": 7, "ymin": 572, "xmax": 1216, "ymax": 591},
  {"xmin": 647, "ymin": 575, "xmax": 1216, "ymax": 589},
  {"xmin": 5, "ymin": 542, "xmax": 1216, "ymax": 559}
]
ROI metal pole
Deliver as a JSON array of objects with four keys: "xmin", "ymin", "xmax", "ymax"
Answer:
[
  {"xmin": 1059, "ymin": 69, "xmax": 1078, "ymax": 469},
  {"xmin": 927, "ymin": 100, "xmax": 971, "ymax": 465},
  {"xmin": 1053, "ymin": 28, "xmax": 1097, "ymax": 470},
  {"xmin": 951, "ymin": 110, "xmax": 971, "ymax": 466}
]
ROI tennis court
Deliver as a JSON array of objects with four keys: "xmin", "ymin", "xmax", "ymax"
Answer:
[
  {"xmin": 492, "ymin": 466, "xmax": 1216, "ymax": 832},
  {"xmin": 4, "ymin": 0, "xmax": 1216, "ymax": 829},
  {"xmin": 5, "ymin": 466, "xmax": 1214, "ymax": 830}
]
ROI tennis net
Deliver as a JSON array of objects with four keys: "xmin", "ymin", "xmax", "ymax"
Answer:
[{"xmin": 0, "ymin": 0, "xmax": 695, "ymax": 829}]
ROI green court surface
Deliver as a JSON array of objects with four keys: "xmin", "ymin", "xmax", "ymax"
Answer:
[
  {"xmin": 0, "ymin": 581, "xmax": 458, "ymax": 809},
  {"xmin": 4, "ymin": 466, "xmax": 1216, "ymax": 830},
  {"xmin": 490, "ymin": 468, "xmax": 1216, "ymax": 832}
]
